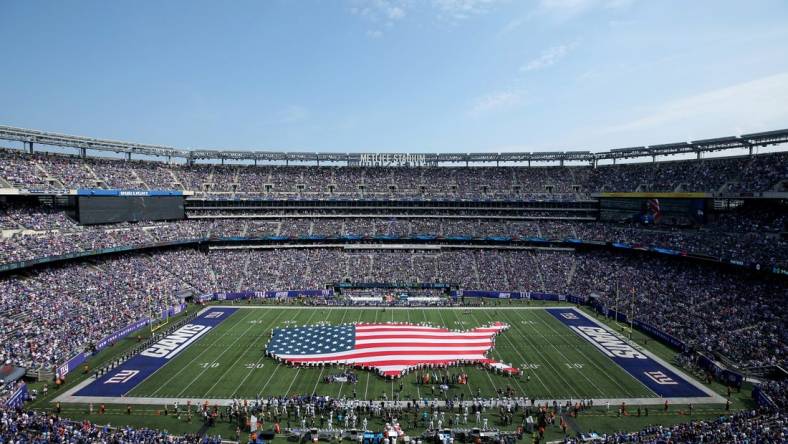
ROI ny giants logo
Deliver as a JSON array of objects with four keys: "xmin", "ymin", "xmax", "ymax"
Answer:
[
  {"xmin": 644, "ymin": 371, "xmax": 678, "ymax": 385},
  {"xmin": 104, "ymin": 370, "xmax": 140, "ymax": 384},
  {"xmin": 140, "ymin": 324, "xmax": 212, "ymax": 359},
  {"xmin": 570, "ymin": 326, "xmax": 647, "ymax": 359}
]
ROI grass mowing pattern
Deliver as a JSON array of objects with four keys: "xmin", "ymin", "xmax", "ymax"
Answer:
[{"xmin": 128, "ymin": 307, "xmax": 656, "ymax": 400}]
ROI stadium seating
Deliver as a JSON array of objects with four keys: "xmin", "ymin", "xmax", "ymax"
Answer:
[
  {"xmin": 1, "ymin": 206, "xmax": 785, "ymax": 269},
  {"xmin": 2, "ymin": 148, "xmax": 787, "ymax": 197},
  {"xmin": 1, "ymin": 247, "xmax": 784, "ymax": 373}
]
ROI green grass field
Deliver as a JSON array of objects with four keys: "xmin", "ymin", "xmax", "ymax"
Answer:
[
  {"xmin": 37, "ymin": 303, "xmax": 753, "ymax": 441},
  {"xmin": 125, "ymin": 306, "xmax": 657, "ymax": 401}
]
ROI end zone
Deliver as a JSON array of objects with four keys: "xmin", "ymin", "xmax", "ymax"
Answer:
[
  {"xmin": 59, "ymin": 307, "xmax": 237, "ymax": 400},
  {"xmin": 547, "ymin": 308, "xmax": 725, "ymax": 404}
]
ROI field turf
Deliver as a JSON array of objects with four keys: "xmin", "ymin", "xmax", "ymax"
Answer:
[{"xmin": 126, "ymin": 306, "xmax": 657, "ymax": 401}]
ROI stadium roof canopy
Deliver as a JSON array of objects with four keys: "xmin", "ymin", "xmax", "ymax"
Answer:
[{"xmin": 0, "ymin": 124, "xmax": 786, "ymax": 164}]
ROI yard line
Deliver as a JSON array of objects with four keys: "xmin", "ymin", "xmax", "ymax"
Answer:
[
  {"xmin": 497, "ymin": 308, "xmax": 581, "ymax": 399},
  {"xmin": 444, "ymin": 309, "xmax": 486, "ymax": 398},
  {"xmin": 458, "ymin": 309, "xmax": 500, "ymax": 396},
  {"xmin": 537, "ymin": 311, "xmax": 638, "ymax": 398},
  {"xmin": 205, "ymin": 308, "xmax": 279, "ymax": 397},
  {"xmin": 176, "ymin": 311, "xmax": 263, "ymax": 397},
  {"xmin": 229, "ymin": 308, "xmax": 289, "ymax": 398},
  {"xmin": 465, "ymin": 309, "xmax": 525, "ymax": 397},
  {"xmin": 518, "ymin": 310, "xmax": 606, "ymax": 398},
  {"xmin": 258, "ymin": 363, "xmax": 281, "ymax": 397},
  {"xmin": 311, "ymin": 368, "xmax": 326, "ymax": 395},
  {"xmin": 148, "ymin": 309, "xmax": 256, "ymax": 397},
  {"xmin": 284, "ymin": 368, "xmax": 302, "ymax": 395},
  {"xmin": 257, "ymin": 308, "xmax": 321, "ymax": 397},
  {"xmin": 435, "ymin": 306, "xmax": 449, "ymax": 328},
  {"xmin": 475, "ymin": 308, "xmax": 550, "ymax": 395}
]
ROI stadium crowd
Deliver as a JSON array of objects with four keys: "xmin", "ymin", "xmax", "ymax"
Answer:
[
  {"xmin": 575, "ymin": 409, "xmax": 786, "ymax": 443},
  {"xmin": 0, "ymin": 246, "xmax": 784, "ymax": 374},
  {"xmin": 0, "ymin": 406, "xmax": 222, "ymax": 443},
  {"xmin": 1, "ymin": 205, "xmax": 785, "ymax": 269},
  {"xmin": 0, "ymin": 252, "xmax": 186, "ymax": 370},
  {"xmin": 2, "ymin": 148, "xmax": 787, "ymax": 197}
]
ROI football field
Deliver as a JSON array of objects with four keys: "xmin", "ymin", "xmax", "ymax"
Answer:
[{"xmin": 61, "ymin": 305, "xmax": 721, "ymax": 405}]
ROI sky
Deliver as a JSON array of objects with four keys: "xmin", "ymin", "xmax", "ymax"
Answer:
[{"xmin": 1, "ymin": 0, "xmax": 788, "ymax": 156}]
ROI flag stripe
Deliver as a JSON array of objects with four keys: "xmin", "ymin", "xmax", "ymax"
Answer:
[
  {"xmin": 278, "ymin": 347, "xmax": 493, "ymax": 361},
  {"xmin": 285, "ymin": 354, "xmax": 489, "ymax": 365}
]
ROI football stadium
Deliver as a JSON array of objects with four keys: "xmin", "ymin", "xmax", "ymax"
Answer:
[{"xmin": 1, "ymin": 2, "xmax": 787, "ymax": 443}]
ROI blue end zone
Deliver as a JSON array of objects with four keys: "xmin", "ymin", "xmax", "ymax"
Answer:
[
  {"xmin": 76, "ymin": 307, "xmax": 238, "ymax": 397},
  {"xmin": 547, "ymin": 308, "xmax": 706, "ymax": 398}
]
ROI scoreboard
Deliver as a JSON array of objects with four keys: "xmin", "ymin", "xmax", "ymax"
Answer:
[
  {"xmin": 599, "ymin": 197, "xmax": 706, "ymax": 225},
  {"xmin": 75, "ymin": 194, "xmax": 184, "ymax": 225}
]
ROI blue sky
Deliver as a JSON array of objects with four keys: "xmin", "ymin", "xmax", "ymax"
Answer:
[{"xmin": 1, "ymin": 0, "xmax": 788, "ymax": 154}]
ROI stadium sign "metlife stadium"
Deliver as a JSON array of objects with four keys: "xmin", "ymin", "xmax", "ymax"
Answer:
[{"xmin": 357, "ymin": 153, "xmax": 428, "ymax": 167}]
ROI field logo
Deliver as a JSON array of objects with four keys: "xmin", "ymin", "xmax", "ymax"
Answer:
[
  {"xmin": 561, "ymin": 313, "xmax": 579, "ymax": 320},
  {"xmin": 74, "ymin": 307, "xmax": 238, "ymax": 398},
  {"xmin": 548, "ymin": 308, "xmax": 709, "ymax": 398},
  {"xmin": 645, "ymin": 371, "xmax": 678, "ymax": 385},
  {"xmin": 141, "ymin": 324, "xmax": 212, "ymax": 359},
  {"xmin": 570, "ymin": 326, "xmax": 647, "ymax": 359},
  {"xmin": 104, "ymin": 369, "xmax": 140, "ymax": 384}
]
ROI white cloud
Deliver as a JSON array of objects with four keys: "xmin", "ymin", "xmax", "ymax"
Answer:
[
  {"xmin": 432, "ymin": 0, "xmax": 503, "ymax": 20},
  {"xmin": 520, "ymin": 44, "xmax": 571, "ymax": 72},
  {"xmin": 350, "ymin": 0, "xmax": 409, "ymax": 37},
  {"xmin": 350, "ymin": 0, "xmax": 409, "ymax": 22},
  {"xmin": 496, "ymin": 17, "xmax": 526, "ymax": 37},
  {"xmin": 469, "ymin": 90, "xmax": 524, "ymax": 115},
  {"xmin": 387, "ymin": 5, "xmax": 406, "ymax": 19},
  {"xmin": 598, "ymin": 72, "xmax": 788, "ymax": 136},
  {"xmin": 536, "ymin": 0, "xmax": 634, "ymax": 20}
]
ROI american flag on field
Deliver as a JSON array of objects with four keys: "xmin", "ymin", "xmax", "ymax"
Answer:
[{"xmin": 266, "ymin": 322, "xmax": 518, "ymax": 378}]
